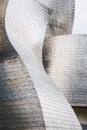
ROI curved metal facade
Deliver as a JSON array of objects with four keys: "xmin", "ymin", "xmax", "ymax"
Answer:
[
  {"xmin": 43, "ymin": 35, "xmax": 87, "ymax": 106},
  {"xmin": 5, "ymin": 0, "xmax": 82, "ymax": 130},
  {"xmin": 0, "ymin": 1, "xmax": 46, "ymax": 129}
]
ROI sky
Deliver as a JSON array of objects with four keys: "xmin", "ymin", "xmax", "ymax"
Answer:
[{"xmin": 73, "ymin": 0, "xmax": 87, "ymax": 34}]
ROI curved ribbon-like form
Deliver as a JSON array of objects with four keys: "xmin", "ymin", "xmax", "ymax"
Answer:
[{"xmin": 5, "ymin": 0, "xmax": 82, "ymax": 129}]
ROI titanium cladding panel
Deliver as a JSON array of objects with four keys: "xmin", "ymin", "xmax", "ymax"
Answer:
[
  {"xmin": 0, "ymin": 0, "xmax": 46, "ymax": 129},
  {"xmin": 43, "ymin": 35, "xmax": 87, "ymax": 106},
  {"xmin": 45, "ymin": 0, "xmax": 75, "ymax": 37},
  {"xmin": 5, "ymin": 0, "xmax": 82, "ymax": 130}
]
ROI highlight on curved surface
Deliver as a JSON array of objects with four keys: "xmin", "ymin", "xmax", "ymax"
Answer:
[
  {"xmin": 5, "ymin": 0, "xmax": 82, "ymax": 129},
  {"xmin": 43, "ymin": 34, "xmax": 87, "ymax": 106},
  {"xmin": 0, "ymin": 1, "xmax": 46, "ymax": 129}
]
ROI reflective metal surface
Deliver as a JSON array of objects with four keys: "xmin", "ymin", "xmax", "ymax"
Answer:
[
  {"xmin": 43, "ymin": 35, "xmax": 87, "ymax": 106},
  {"xmin": 45, "ymin": 0, "xmax": 75, "ymax": 37},
  {"xmin": 5, "ymin": 0, "xmax": 82, "ymax": 129},
  {"xmin": 0, "ymin": 1, "xmax": 45, "ymax": 129}
]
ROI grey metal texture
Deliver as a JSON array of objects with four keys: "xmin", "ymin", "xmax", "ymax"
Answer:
[
  {"xmin": 0, "ymin": 0, "xmax": 46, "ymax": 129},
  {"xmin": 5, "ymin": 0, "xmax": 82, "ymax": 130},
  {"xmin": 43, "ymin": 35, "xmax": 87, "ymax": 106},
  {"xmin": 45, "ymin": 0, "xmax": 75, "ymax": 38}
]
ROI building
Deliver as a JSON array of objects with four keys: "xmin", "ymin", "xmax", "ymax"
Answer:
[
  {"xmin": 0, "ymin": 0, "xmax": 86, "ymax": 129},
  {"xmin": 43, "ymin": 35, "xmax": 87, "ymax": 130}
]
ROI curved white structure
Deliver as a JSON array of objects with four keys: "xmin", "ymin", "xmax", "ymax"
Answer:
[{"xmin": 5, "ymin": 0, "xmax": 82, "ymax": 129}]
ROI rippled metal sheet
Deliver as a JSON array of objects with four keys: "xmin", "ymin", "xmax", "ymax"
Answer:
[
  {"xmin": 5, "ymin": 0, "xmax": 82, "ymax": 129},
  {"xmin": 43, "ymin": 35, "xmax": 87, "ymax": 106}
]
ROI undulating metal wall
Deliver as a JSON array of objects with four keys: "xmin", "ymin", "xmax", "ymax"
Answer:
[
  {"xmin": 0, "ymin": 0, "xmax": 46, "ymax": 129},
  {"xmin": 5, "ymin": 0, "xmax": 82, "ymax": 130},
  {"xmin": 42, "ymin": 1, "xmax": 87, "ymax": 129}
]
